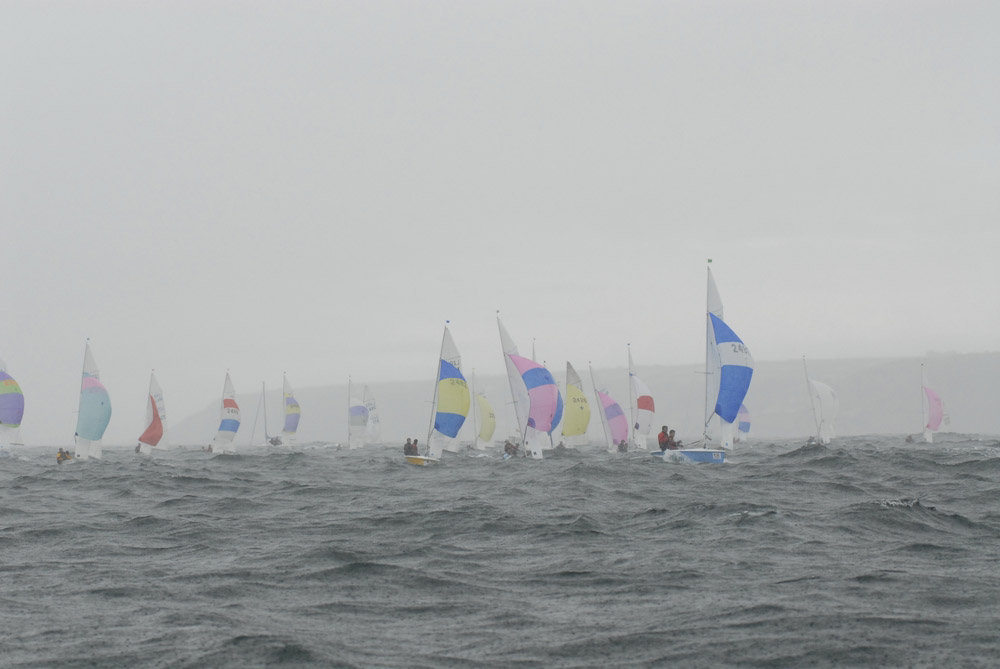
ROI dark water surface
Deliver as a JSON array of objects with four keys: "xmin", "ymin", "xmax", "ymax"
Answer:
[{"xmin": 3, "ymin": 435, "xmax": 1000, "ymax": 667}]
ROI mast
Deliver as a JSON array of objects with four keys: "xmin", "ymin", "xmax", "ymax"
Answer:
[
  {"xmin": 920, "ymin": 363, "xmax": 927, "ymax": 438},
  {"xmin": 426, "ymin": 322, "xmax": 449, "ymax": 449},
  {"xmin": 704, "ymin": 262, "xmax": 712, "ymax": 438},
  {"xmin": 470, "ymin": 369, "xmax": 479, "ymax": 448},
  {"xmin": 248, "ymin": 381, "xmax": 263, "ymax": 446},
  {"xmin": 346, "ymin": 375, "xmax": 351, "ymax": 449},
  {"xmin": 803, "ymin": 356, "xmax": 820, "ymax": 438},
  {"xmin": 627, "ymin": 344, "xmax": 636, "ymax": 448},
  {"xmin": 262, "ymin": 381, "xmax": 269, "ymax": 442}
]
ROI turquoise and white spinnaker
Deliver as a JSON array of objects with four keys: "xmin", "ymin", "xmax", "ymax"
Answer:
[{"xmin": 75, "ymin": 340, "xmax": 111, "ymax": 460}]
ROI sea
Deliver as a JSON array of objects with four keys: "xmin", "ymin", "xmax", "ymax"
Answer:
[{"xmin": 2, "ymin": 434, "xmax": 1000, "ymax": 668}]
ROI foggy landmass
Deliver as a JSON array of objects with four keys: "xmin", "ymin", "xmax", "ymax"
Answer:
[{"xmin": 166, "ymin": 352, "xmax": 999, "ymax": 447}]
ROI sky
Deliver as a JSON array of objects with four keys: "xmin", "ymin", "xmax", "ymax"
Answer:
[{"xmin": 2, "ymin": 1, "xmax": 998, "ymax": 445}]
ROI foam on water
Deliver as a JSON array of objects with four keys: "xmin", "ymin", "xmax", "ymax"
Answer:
[{"xmin": 2, "ymin": 436, "xmax": 999, "ymax": 666}]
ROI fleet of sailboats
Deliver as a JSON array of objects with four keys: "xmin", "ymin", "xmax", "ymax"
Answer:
[{"xmin": 0, "ymin": 269, "xmax": 966, "ymax": 461}]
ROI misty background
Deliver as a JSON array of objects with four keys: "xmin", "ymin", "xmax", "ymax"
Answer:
[{"xmin": 2, "ymin": 2, "xmax": 997, "ymax": 446}]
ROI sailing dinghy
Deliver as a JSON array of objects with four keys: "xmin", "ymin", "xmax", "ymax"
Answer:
[
  {"xmin": 74, "ymin": 340, "xmax": 112, "ymax": 460},
  {"xmin": 210, "ymin": 372, "xmax": 240, "ymax": 454},
  {"xmin": 136, "ymin": 370, "xmax": 166, "ymax": 454},
  {"xmin": 920, "ymin": 364, "xmax": 947, "ymax": 443},
  {"xmin": 656, "ymin": 263, "xmax": 752, "ymax": 463},
  {"xmin": 591, "ymin": 365, "xmax": 629, "ymax": 453},
  {"xmin": 803, "ymin": 356, "xmax": 838, "ymax": 445},
  {"xmin": 627, "ymin": 346, "xmax": 655, "ymax": 451},
  {"xmin": 280, "ymin": 374, "xmax": 301, "ymax": 446},
  {"xmin": 414, "ymin": 323, "xmax": 470, "ymax": 465},
  {"xmin": 498, "ymin": 314, "xmax": 561, "ymax": 460}
]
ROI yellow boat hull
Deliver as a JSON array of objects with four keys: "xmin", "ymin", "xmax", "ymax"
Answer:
[{"xmin": 405, "ymin": 455, "xmax": 439, "ymax": 466}]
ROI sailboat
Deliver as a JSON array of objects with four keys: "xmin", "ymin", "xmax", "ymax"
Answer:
[
  {"xmin": 0, "ymin": 358, "xmax": 25, "ymax": 455},
  {"xmin": 590, "ymin": 365, "xmax": 629, "ymax": 453},
  {"xmin": 474, "ymin": 390, "xmax": 496, "ymax": 449},
  {"xmin": 347, "ymin": 380, "xmax": 379, "ymax": 448},
  {"xmin": 280, "ymin": 374, "xmax": 301, "ymax": 446},
  {"xmin": 497, "ymin": 314, "xmax": 561, "ymax": 460},
  {"xmin": 736, "ymin": 403, "xmax": 751, "ymax": 442},
  {"xmin": 249, "ymin": 382, "xmax": 284, "ymax": 447},
  {"xmin": 347, "ymin": 379, "xmax": 367, "ymax": 449},
  {"xmin": 364, "ymin": 389, "xmax": 380, "ymax": 444},
  {"xmin": 627, "ymin": 346, "xmax": 655, "ymax": 450},
  {"xmin": 415, "ymin": 323, "xmax": 471, "ymax": 465},
  {"xmin": 920, "ymin": 364, "xmax": 946, "ymax": 443},
  {"xmin": 210, "ymin": 372, "xmax": 240, "ymax": 454},
  {"xmin": 136, "ymin": 370, "xmax": 166, "ymax": 454},
  {"xmin": 803, "ymin": 356, "xmax": 838, "ymax": 445},
  {"xmin": 663, "ymin": 263, "xmax": 752, "ymax": 463},
  {"xmin": 560, "ymin": 361, "xmax": 590, "ymax": 447},
  {"xmin": 74, "ymin": 340, "xmax": 112, "ymax": 460}
]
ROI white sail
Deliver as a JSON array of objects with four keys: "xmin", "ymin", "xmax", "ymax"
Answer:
[
  {"xmin": 627, "ymin": 346, "xmax": 655, "ymax": 450},
  {"xmin": 803, "ymin": 357, "xmax": 838, "ymax": 445},
  {"xmin": 809, "ymin": 380, "xmax": 838, "ymax": 444}
]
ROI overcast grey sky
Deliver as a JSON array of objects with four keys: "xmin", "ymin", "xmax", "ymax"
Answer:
[{"xmin": 3, "ymin": 1, "xmax": 998, "ymax": 445}]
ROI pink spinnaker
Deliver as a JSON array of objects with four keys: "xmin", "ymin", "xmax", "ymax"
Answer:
[{"xmin": 923, "ymin": 386, "xmax": 943, "ymax": 431}]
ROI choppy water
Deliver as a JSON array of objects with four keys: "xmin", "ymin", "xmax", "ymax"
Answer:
[{"xmin": 3, "ymin": 435, "xmax": 1000, "ymax": 667}]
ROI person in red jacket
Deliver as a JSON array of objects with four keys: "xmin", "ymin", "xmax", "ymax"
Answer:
[{"xmin": 657, "ymin": 426, "xmax": 669, "ymax": 451}]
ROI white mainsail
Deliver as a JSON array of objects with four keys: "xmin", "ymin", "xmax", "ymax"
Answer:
[{"xmin": 627, "ymin": 346, "xmax": 655, "ymax": 450}]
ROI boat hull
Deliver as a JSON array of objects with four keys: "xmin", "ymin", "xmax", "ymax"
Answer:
[
  {"xmin": 405, "ymin": 455, "xmax": 440, "ymax": 466},
  {"xmin": 651, "ymin": 449, "xmax": 726, "ymax": 464}
]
